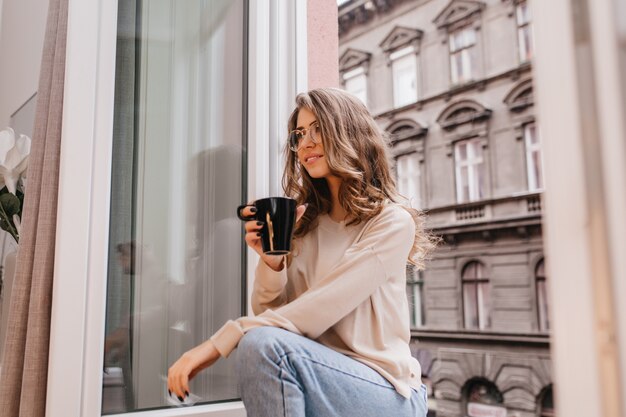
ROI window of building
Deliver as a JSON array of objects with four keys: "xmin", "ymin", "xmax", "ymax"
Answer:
[
  {"xmin": 343, "ymin": 66, "xmax": 368, "ymax": 106},
  {"xmin": 396, "ymin": 152, "xmax": 422, "ymax": 209},
  {"xmin": 525, "ymin": 123, "xmax": 544, "ymax": 191},
  {"xmin": 455, "ymin": 138, "xmax": 485, "ymax": 203},
  {"xmin": 101, "ymin": 0, "xmax": 247, "ymax": 412},
  {"xmin": 449, "ymin": 27, "xmax": 476, "ymax": 85},
  {"xmin": 516, "ymin": 1, "xmax": 533, "ymax": 63},
  {"xmin": 539, "ymin": 385, "xmax": 555, "ymax": 417},
  {"xmin": 462, "ymin": 261, "xmax": 491, "ymax": 330},
  {"xmin": 464, "ymin": 379, "xmax": 505, "ymax": 417},
  {"xmin": 536, "ymin": 259, "xmax": 550, "ymax": 332},
  {"xmin": 406, "ymin": 264, "xmax": 425, "ymax": 328},
  {"xmin": 391, "ymin": 46, "xmax": 418, "ymax": 107}
]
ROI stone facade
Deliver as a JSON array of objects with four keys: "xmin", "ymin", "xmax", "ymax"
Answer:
[{"xmin": 339, "ymin": 1, "xmax": 554, "ymax": 416}]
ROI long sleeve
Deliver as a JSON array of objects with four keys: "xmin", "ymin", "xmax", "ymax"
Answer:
[
  {"xmin": 250, "ymin": 256, "xmax": 289, "ymax": 315},
  {"xmin": 210, "ymin": 205, "xmax": 415, "ymax": 358}
]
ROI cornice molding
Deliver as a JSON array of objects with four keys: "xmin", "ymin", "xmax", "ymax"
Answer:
[
  {"xmin": 434, "ymin": 0, "xmax": 486, "ymax": 30},
  {"xmin": 339, "ymin": 48, "xmax": 372, "ymax": 73},
  {"xmin": 379, "ymin": 25, "xmax": 424, "ymax": 53}
]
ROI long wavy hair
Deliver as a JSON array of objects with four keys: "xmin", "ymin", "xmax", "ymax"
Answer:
[{"xmin": 282, "ymin": 88, "xmax": 437, "ymax": 268}]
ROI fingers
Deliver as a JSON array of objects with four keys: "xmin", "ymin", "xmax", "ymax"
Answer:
[
  {"xmin": 167, "ymin": 361, "xmax": 191, "ymax": 402},
  {"xmin": 244, "ymin": 220, "xmax": 264, "ymax": 233},
  {"xmin": 239, "ymin": 204, "xmax": 257, "ymax": 219}
]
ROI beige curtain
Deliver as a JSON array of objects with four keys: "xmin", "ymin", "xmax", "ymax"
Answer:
[{"xmin": 0, "ymin": 0, "xmax": 68, "ymax": 415}]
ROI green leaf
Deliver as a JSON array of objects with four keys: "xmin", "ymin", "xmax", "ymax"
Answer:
[{"xmin": 0, "ymin": 193, "xmax": 21, "ymax": 216}]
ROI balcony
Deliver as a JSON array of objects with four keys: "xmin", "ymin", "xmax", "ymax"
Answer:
[{"xmin": 424, "ymin": 192, "xmax": 543, "ymax": 234}]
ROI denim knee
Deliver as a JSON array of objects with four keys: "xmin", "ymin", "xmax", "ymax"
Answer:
[{"xmin": 236, "ymin": 327, "xmax": 287, "ymax": 382}]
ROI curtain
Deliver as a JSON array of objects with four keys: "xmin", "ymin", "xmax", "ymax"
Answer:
[{"xmin": 0, "ymin": 0, "xmax": 68, "ymax": 414}]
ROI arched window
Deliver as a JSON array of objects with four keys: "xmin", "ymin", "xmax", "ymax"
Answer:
[
  {"xmin": 539, "ymin": 385, "xmax": 555, "ymax": 417},
  {"xmin": 462, "ymin": 261, "xmax": 491, "ymax": 330},
  {"xmin": 463, "ymin": 379, "xmax": 505, "ymax": 417},
  {"xmin": 536, "ymin": 259, "xmax": 549, "ymax": 331}
]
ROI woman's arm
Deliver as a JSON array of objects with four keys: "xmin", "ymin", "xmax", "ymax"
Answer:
[
  {"xmin": 250, "ymin": 255, "xmax": 289, "ymax": 315},
  {"xmin": 210, "ymin": 205, "xmax": 416, "ymax": 358}
]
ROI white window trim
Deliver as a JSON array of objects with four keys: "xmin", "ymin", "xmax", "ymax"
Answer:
[
  {"xmin": 46, "ymin": 0, "xmax": 307, "ymax": 416},
  {"xmin": 516, "ymin": 2, "xmax": 533, "ymax": 63},
  {"xmin": 389, "ymin": 45, "xmax": 414, "ymax": 61},
  {"xmin": 390, "ymin": 46, "xmax": 418, "ymax": 108},
  {"xmin": 343, "ymin": 66, "xmax": 367, "ymax": 105},
  {"xmin": 454, "ymin": 139, "xmax": 484, "ymax": 203},
  {"xmin": 396, "ymin": 153, "xmax": 421, "ymax": 209},
  {"xmin": 449, "ymin": 27, "xmax": 476, "ymax": 85},
  {"xmin": 524, "ymin": 123, "xmax": 543, "ymax": 192},
  {"xmin": 342, "ymin": 66, "xmax": 365, "ymax": 80}
]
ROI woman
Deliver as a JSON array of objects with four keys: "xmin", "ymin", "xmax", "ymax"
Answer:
[{"xmin": 168, "ymin": 88, "xmax": 435, "ymax": 416}]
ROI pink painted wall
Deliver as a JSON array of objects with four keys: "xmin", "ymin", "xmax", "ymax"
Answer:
[{"xmin": 307, "ymin": 0, "xmax": 339, "ymax": 89}]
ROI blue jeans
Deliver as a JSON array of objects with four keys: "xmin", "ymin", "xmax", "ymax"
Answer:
[{"xmin": 235, "ymin": 327, "xmax": 428, "ymax": 417}]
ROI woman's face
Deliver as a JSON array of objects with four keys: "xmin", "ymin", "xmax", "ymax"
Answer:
[{"xmin": 296, "ymin": 107, "xmax": 332, "ymax": 179}]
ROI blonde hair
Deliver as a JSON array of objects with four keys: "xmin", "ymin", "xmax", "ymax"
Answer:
[{"xmin": 282, "ymin": 88, "xmax": 437, "ymax": 268}]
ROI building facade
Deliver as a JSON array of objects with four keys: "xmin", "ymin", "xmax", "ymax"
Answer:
[{"xmin": 339, "ymin": 1, "xmax": 553, "ymax": 416}]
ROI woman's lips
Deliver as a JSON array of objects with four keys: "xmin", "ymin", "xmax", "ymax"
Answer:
[{"xmin": 305, "ymin": 155, "xmax": 322, "ymax": 165}]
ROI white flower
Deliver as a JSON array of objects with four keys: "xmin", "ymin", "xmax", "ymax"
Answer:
[{"xmin": 0, "ymin": 128, "xmax": 31, "ymax": 194}]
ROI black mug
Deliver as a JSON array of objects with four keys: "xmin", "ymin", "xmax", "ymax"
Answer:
[{"xmin": 237, "ymin": 197, "xmax": 297, "ymax": 255}]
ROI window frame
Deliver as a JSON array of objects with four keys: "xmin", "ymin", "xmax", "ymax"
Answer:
[
  {"xmin": 461, "ymin": 261, "xmax": 491, "ymax": 330},
  {"xmin": 536, "ymin": 259, "xmax": 549, "ymax": 332},
  {"xmin": 406, "ymin": 265, "xmax": 426, "ymax": 329},
  {"xmin": 454, "ymin": 138, "xmax": 485, "ymax": 203},
  {"xmin": 524, "ymin": 122, "xmax": 543, "ymax": 192},
  {"xmin": 396, "ymin": 152, "xmax": 422, "ymax": 209},
  {"xmin": 516, "ymin": 1, "xmax": 533, "ymax": 63},
  {"xmin": 343, "ymin": 66, "xmax": 368, "ymax": 106},
  {"xmin": 449, "ymin": 26, "xmax": 476, "ymax": 85},
  {"xmin": 46, "ymin": 0, "xmax": 308, "ymax": 416},
  {"xmin": 390, "ymin": 46, "xmax": 418, "ymax": 108}
]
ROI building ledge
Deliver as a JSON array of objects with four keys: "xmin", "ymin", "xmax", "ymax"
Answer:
[{"xmin": 411, "ymin": 328, "xmax": 551, "ymax": 345}]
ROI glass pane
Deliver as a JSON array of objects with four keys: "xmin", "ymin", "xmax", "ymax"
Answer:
[
  {"xmin": 393, "ymin": 55, "xmax": 417, "ymax": 107},
  {"xmin": 478, "ymin": 282, "xmax": 491, "ymax": 329},
  {"xmin": 345, "ymin": 73, "xmax": 367, "ymax": 105},
  {"xmin": 459, "ymin": 165, "xmax": 470, "ymax": 202},
  {"xmin": 102, "ymin": 0, "xmax": 247, "ymax": 413},
  {"xmin": 463, "ymin": 262, "xmax": 476, "ymax": 279},
  {"xmin": 533, "ymin": 150, "xmax": 544, "ymax": 189},
  {"xmin": 414, "ymin": 283, "xmax": 424, "ymax": 327},
  {"xmin": 463, "ymin": 283, "xmax": 478, "ymax": 329},
  {"xmin": 517, "ymin": 3, "xmax": 530, "ymax": 26},
  {"xmin": 537, "ymin": 280, "xmax": 550, "ymax": 331}
]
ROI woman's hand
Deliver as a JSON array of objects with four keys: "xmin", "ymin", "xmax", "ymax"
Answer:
[
  {"xmin": 242, "ymin": 203, "xmax": 307, "ymax": 271},
  {"xmin": 167, "ymin": 340, "xmax": 220, "ymax": 401}
]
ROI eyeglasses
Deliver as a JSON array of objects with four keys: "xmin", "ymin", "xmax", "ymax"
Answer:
[{"xmin": 288, "ymin": 123, "xmax": 321, "ymax": 152}]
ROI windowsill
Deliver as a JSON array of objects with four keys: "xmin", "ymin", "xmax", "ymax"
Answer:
[{"xmin": 411, "ymin": 328, "xmax": 551, "ymax": 344}]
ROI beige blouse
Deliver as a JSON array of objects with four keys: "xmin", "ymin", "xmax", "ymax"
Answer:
[{"xmin": 210, "ymin": 203, "xmax": 422, "ymax": 399}]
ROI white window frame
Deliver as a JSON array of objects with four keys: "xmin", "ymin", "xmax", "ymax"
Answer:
[
  {"xmin": 516, "ymin": 1, "xmax": 533, "ymax": 63},
  {"xmin": 461, "ymin": 262, "xmax": 491, "ymax": 331},
  {"xmin": 454, "ymin": 138, "xmax": 484, "ymax": 203},
  {"xmin": 524, "ymin": 123, "xmax": 543, "ymax": 192},
  {"xmin": 343, "ymin": 66, "xmax": 368, "ymax": 106},
  {"xmin": 46, "ymin": 0, "xmax": 307, "ymax": 416},
  {"xmin": 396, "ymin": 152, "xmax": 421, "ymax": 209},
  {"xmin": 406, "ymin": 267, "xmax": 425, "ymax": 329},
  {"xmin": 449, "ymin": 27, "xmax": 476, "ymax": 85},
  {"xmin": 390, "ymin": 46, "xmax": 418, "ymax": 108}
]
